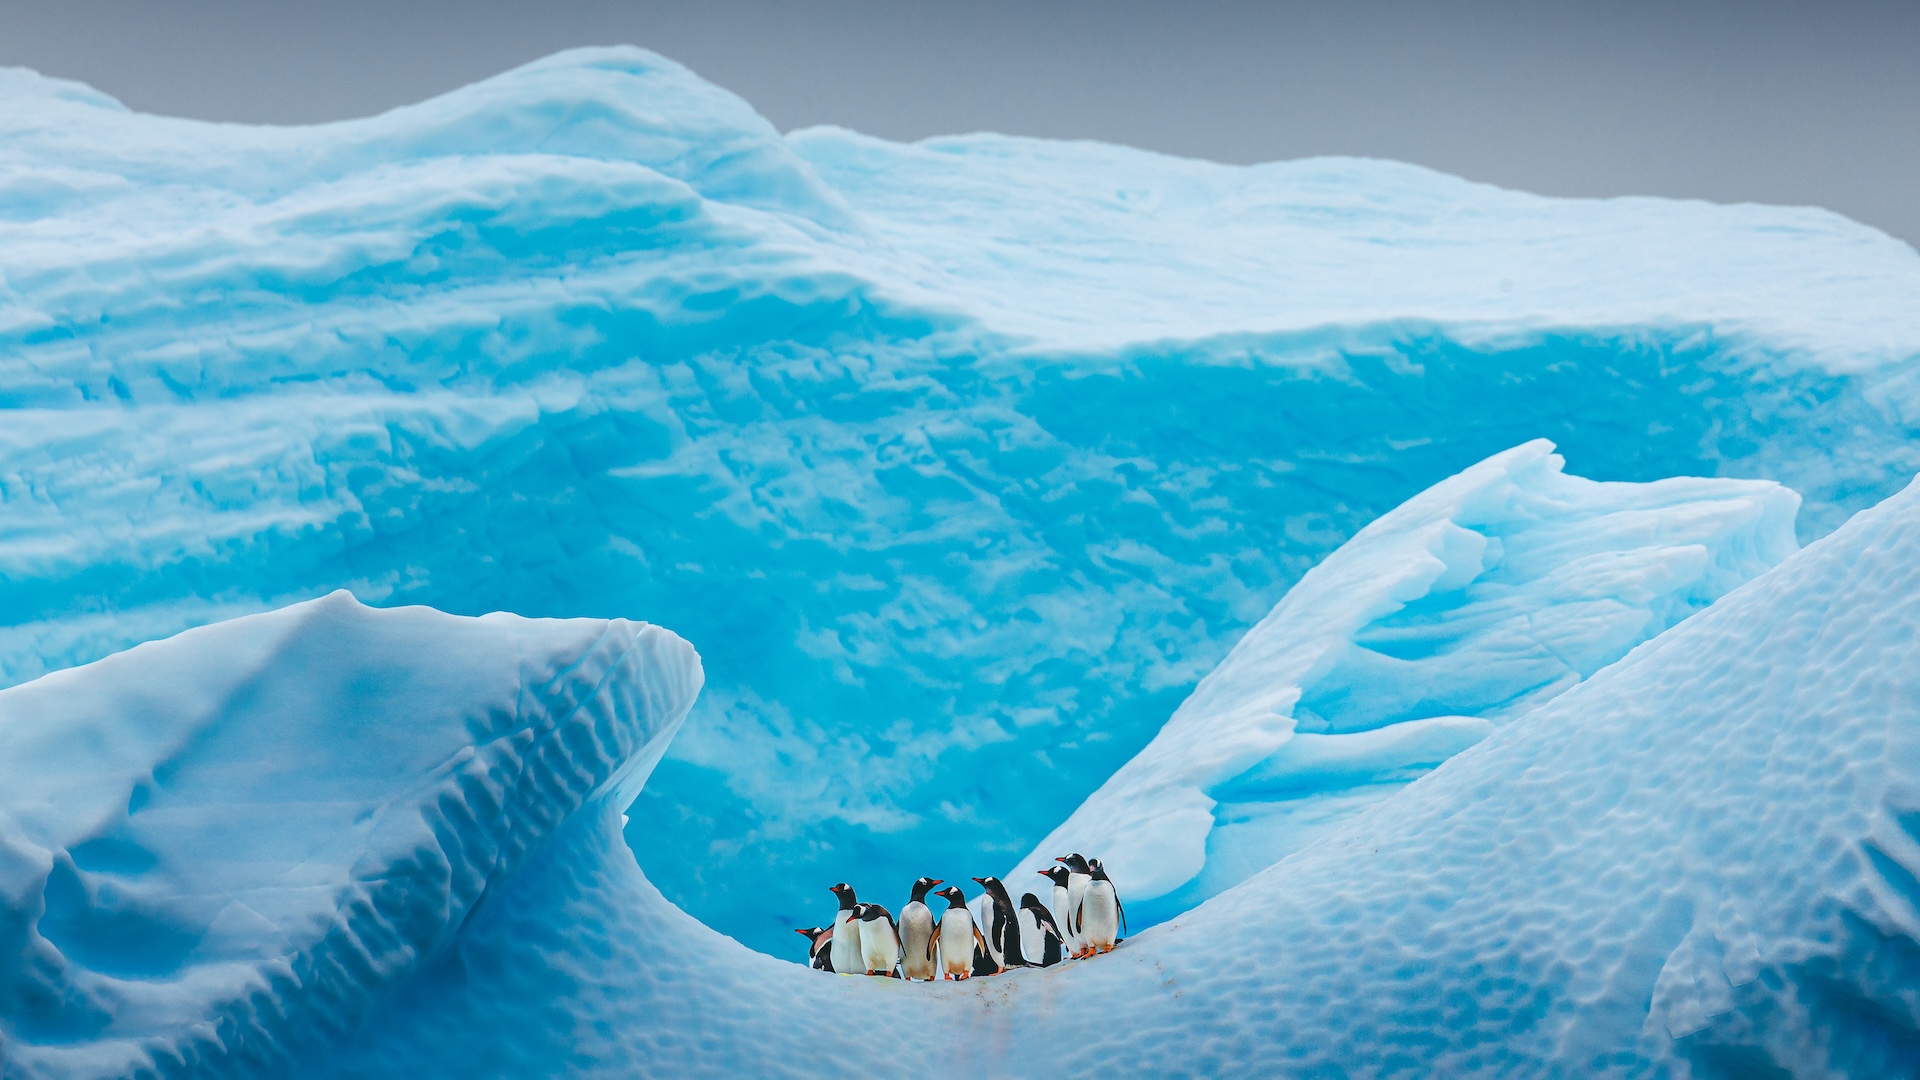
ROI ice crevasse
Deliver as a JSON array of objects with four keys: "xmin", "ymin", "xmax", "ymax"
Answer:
[{"xmin": 2, "ymin": 41, "xmax": 1920, "ymax": 969}]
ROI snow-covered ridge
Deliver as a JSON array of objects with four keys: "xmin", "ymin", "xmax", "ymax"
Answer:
[
  {"xmin": 3, "ymin": 44, "xmax": 1919, "ymax": 954},
  {"xmin": 0, "ymin": 593, "xmax": 701, "ymax": 1078},
  {"xmin": 1010, "ymin": 439, "xmax": 1800, "ymax": 924}
]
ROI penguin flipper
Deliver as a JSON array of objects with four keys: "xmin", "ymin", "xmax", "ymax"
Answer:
[{"xmin": 1116, "ymin": 892, "xmax": 1128, "ymax": 935}]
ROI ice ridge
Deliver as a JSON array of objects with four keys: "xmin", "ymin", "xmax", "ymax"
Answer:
[
  {"xmin": 1010, "ymin": 438, "xmax": 1800, "ymax": 926},
  {"xmin": 0, "ymin": 592, "xmax": 702, "ymax": 1078}
]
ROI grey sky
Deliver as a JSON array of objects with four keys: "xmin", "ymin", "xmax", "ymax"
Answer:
[{"xmin": 2, "ymin": 0, "xmax": 1916, "ymax": 249}]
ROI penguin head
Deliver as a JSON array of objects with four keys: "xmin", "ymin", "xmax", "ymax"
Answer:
[
  {"xmin": 972, "ymin": 876, "xmax": 1014, "ymax": 908},
  {"xmin": 936, "ymin": 885, "xmax": 968, "ymax": 907},
  {"xmin": 829, "ymin": 882, "xmax": 857, "ymax": 909},
  {"xmin": 1088, "ymin": 858, "xmax": 1110, "ymax": 881},
  {"xmin": 1019, "ymin": 893, "xmax": 1048, "ymax": 914},
  {"xmin": 910, "ymin": 876, "xmax": 944, "ymax": 902},
  {"xmin": 794, "ymin": 925, "xmax": 827, "ymax": 942},
  {"xmin": 1055, "ymin": 853, "xmax": 1091, "ymax": 873},
  {"xmin": 860, "ymin": 902, "xmax": 892, "ymax": 922},
  {"xmin": 1039, "ymin": 865, "xmax": 1071, "ymax": 886}
]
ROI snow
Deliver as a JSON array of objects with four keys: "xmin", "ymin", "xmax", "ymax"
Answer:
[
  {"xmin": 1, "ymin": 43, "xmax": 1918, "ymax": 962},
  {"xmin": 9, "ymin": 475, "xmax": 1920, "ymax": 1075},
  {"xmin": 1008, "ymin": 439, "xmax": 1799, "ymax": 926}
]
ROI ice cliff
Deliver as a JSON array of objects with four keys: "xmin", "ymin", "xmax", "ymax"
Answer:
[{"xmin": 2, "ymin": 43, "xmax": 1919, "ymax": 957}]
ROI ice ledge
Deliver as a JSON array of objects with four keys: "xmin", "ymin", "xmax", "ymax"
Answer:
[{"xmin": 0, "ymin": 591, "xmax": 702, "ymax": 1078}]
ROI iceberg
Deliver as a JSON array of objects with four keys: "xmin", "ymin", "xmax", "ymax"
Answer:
[
  {"xmin": 5, "ymin": 476, "xmax": 1918, "ymax": 1077},
  {"xmin": 2, "ymin": 44, "xmax": 1919, "ymax": 953},
  {"xmin": 1009, "ymin": 438, "xmax": 1800, "ymax": 926}
]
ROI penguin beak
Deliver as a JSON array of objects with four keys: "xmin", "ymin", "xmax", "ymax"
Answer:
[
  {"xmin": 970, "ymin": 876, "xmax": 986, "ymax": 884},
  {"xmin": 929, "ymin": 879, "xmax": 943, "ymax": 888},
  {"xmin": 1037, "ymin": 869, "xmax": 1050, "ymax": 875}
]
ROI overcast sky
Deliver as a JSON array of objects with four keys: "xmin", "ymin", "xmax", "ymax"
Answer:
[{"xmin": 3, "ymin": 0, "xmax": 1915, "ymax": 249}]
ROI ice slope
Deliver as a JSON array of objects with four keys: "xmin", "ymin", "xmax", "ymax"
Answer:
[
  {"xmin": 3, "ymin": 45, "xmax": 1920, "ymax": 952},
  {"xmin": 1010, "ymin": 438, "xmax": 1799, "ymax": 927},
  {"xmin": 3, "ymin": 466, "xmax": 1900, "ymax": 1078},
  {"xmin": 0, "ymin": 592, "xmax": 702, "ymax": 1078}
]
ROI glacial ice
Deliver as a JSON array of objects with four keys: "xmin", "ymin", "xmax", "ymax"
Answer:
[
  {"xmin": 6, "ymin": 476, "xmax": 1920, "ymax": 1076},
  {"xmin": 1, "ymin": 43, "xmax": 1919, "ymax": 959},
  {"xmin": 1009, "ymin": 438, "xmax": 1800, "ymax": 926}
]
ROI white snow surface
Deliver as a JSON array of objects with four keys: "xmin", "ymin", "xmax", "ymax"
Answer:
[
  {"xmin": 5, "ymin": 474, "xmax": 1919, "ymax": 1077},
  {"xmin": 1010, "ymin": 438, "xmax": 1800, "ymax": 923},
  {"xmin": 4, "ymin": 43, "xmax": 1920, "ymax": 955}
]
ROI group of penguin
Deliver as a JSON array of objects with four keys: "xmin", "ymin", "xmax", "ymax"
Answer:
[{"xmin": 795, "ymin": 853, "xmax": 1125, "ymax": 979}]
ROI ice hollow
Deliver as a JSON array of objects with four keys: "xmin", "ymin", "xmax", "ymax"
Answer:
[{"xmin": 6, "ymin": 471, "xmax": 1917, "ymax": 1075}]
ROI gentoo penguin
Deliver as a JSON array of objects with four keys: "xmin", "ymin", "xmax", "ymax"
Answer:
[
  {"xmin": 934, "ymin": 885, "xmax": 984, "ymax": 980},
  {"xmin": 829, "ymin": 883, "xmax": 861, "ymax": 975},
  {"xmin": 899, "ymin": 876, "xmax": 943, "ymax": 981},
  {"xmin": 854, "ymin": 902, "xmax": 903, "ymax": 977},
  {"xmin": 1038, "ymin": 865, "xmax": 1075, "ymax": 957},
  {"xmin": 971, "ymin": 876, "xmax": 1028, "ymax": 973},
  {"xmin": 1055, "ymin": 855, "xmax": 1092, "ymax": 957},
  {"xmin": 1019, "ymin": 893, "xmax": 1068, "ymax": 967},
  {"xmin": 794, "ymin": 926, "xmax": 834, "ymax": 971},
  {"xmin": 1079, "ymin": 858, "xmax": 1126, "ymax": 955}
]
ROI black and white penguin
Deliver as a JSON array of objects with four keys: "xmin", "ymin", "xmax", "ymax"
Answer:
[
  {"xmin": 794, "ymin": 926, "xmax": 834, "ymax": 971},
  {"xmin": 1079, "ymin": 858, "xmax": 1126, "ymax": 955},
  {"xmin": 1055, "ymin": 854, "xmax": 1093, "ymax": 958},
  {"xmin": 933, "ymin": 885, "xmax": 984, "ymax": 980},
  {"xmin": 899, "ymin": 876, "xmax": 943, "ymax": 981},
  {"xmin": 829, "ymin": 883, "xmax": 861, "ymax": 975},
  {"xmin": 1038, "ymin": 865, "xmax": 1075, "ymax": 958},
  {"xmin": 1018, "ymin": 893, "xmax": 1068, "ymax": 967},
  {"xmin": 971, "ymin": 876, "xmax": 1028, "ymax": 973},
  {"xmin": 854, "ymin": 902, "xmax": 903, "ymax": 977}
]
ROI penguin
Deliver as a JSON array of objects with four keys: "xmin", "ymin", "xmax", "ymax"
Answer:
[
  {"xmin": 1038, "ymin": 865, "xmax": 1075, "ymax": 958},
  {"xmin": 1055, "ymin": 855, "xmax": 1092, "ymax": 958},
  {"xmin": 829, "ymin": 883, "xmax": 861, "ymax": 976},
  {"xmin": 899, "ymin": 876, "xmax": 943, "ymax": 981},
  {"xmin": 854, "ymin": 902, "xmax": 903, "ymax": 977},
  {"xmin": 1078, "ymin": 858, "xmax": 1126, "ymax": 955},
  {"xmin": 794, "ymin": 926, "xmax": 834, "ymax": 971},
  {"xmin": 1019, "ymin": 893, "xmax": 1068, "ymax": 967},
  {"xmin": 971, "ymin": 876, "xmax": 1028, "ymax": 973},
  {"xmin": 934, "ymin": 885, "xmax": 985, "ymax": 980}
]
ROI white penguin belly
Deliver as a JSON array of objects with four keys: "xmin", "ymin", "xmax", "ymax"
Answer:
[
  {"xmin": 1082, "ymin": 881, "xmax": 1119, "ymax": 950},
  {"xmin": 859, "ymin": 920, "xmax": 899, "ymax": 974},
  {"xmin": 1051, "ymin": 885, "xmax": 1075, "ymax": 952},
  {"xmin": 831, "ymin": 913, "xmax": 861, "ymax": 974},
  {"xmin": 939, "ymin": 910, "xmax": 975, "ymax": 976},
  {"xmin": 899, "ymin": 903, "xmax": 936, "ymax": 980},
  {"xmin": 1066, "ymin": 875, "xmax": 1089, "ymax": 948}
]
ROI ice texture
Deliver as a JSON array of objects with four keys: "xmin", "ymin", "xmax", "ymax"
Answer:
[
  {"xmin": 0, "ymin": 592, "xmax": 702, "ymax": 1078},
  {"xmin": 8, "ymin": 474, "xmax": 1919, "ymax": 1077},
  {"xmin": 1010, "ymin": 438, "xmax": 1800, "ymax": 926},
  {"xmin": 2, "ymin": 44, "xmax": 1919, "ymax": 952}
]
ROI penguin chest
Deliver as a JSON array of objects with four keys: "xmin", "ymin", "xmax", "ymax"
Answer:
[
  {"xmin": 859, "ymin": 921, "xmax": 899, "ymax": 972},
  {"xmin": 899, "ymin": 903, "xmax": 936, "ymax": 979},
  {"xmin": 831, "ymin": 914, "xmax": 861, "ymax": 971},
  {"xmin": 1082, "ymin": 882, "xmax": 1119, "ymax": 947},
  {"xmin": 938, "ymin": 911, "xmax": 975, "ymax": 975},
  {"xmin": 1051, "ymin": 886, "xmax": 1075, "ymax": 943}
]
